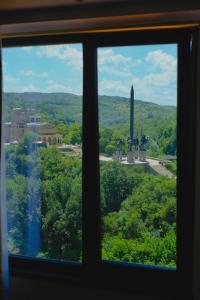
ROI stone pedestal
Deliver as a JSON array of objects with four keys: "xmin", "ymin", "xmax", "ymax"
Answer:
[
  {"xmin": 127, "ymin": 151, "xmax": 134, "ymax": 163},
  {"xmin": 139, "ymin": 150, "xmax": 146, "ymax": 162},
  {"xmin": 116, "ymin": 150, "xmax": 122, "ymax": 161},
  {"xmin": 133, "ymin": 149, "xmax": 139, "ymax": 160}
]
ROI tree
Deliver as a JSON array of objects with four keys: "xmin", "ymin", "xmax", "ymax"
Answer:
[
  {"xmin": 101, "ymin": 161, "xmax": 144, "ymax": 214},
  {"xmin": 105, "ymin": 144, "xmax": 116, "ymax": 156},
  {"xmin": 7, "ymin": 175, "xmax": 29, "ymax": 254},
  {"xmin": 40, "ymin": 150, "xmax": 82, "ymax": 260}
]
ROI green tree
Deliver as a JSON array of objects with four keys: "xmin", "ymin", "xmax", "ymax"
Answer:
[{"xmin": 105, "ymin": 144, "xmax": 116, "ymax": 156}]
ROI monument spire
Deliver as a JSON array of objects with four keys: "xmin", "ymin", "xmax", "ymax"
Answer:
[{"xmin": 130, "ymin": 85, "xmax": 134, "ymax": 146}]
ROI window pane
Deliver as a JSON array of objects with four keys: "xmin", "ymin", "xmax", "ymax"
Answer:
[
  {"xmin": 98, "ymin": 44, "xmax": 177, "ymax": 268},
  {"xmin": 3, "ymin": 44, "xmax": 83, "ymax": 262}
]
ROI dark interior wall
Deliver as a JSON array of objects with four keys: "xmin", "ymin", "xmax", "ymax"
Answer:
[
  {"xmin": 0, "ymin": 0, "xmax": 199, "ymax": 25},
  {"xmin": 9, "ymin": 276, "xmax": 172, "ymax": 300}
]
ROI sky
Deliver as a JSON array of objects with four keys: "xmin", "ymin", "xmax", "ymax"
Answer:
[{"xmin": 3, "ymin": 43, "xmax": 177, "ymax": 106}]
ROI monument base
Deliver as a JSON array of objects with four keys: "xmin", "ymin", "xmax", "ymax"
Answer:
[
  {"xmin": 139, "ymin": 150, "xmax": 146, "ymax": 162},
  {"xmin": 127, "ymin": 151, "xmax": 134, "ymax": 163},
  {"xmin": 115, "ymin": 150, "xmax": 123, "ymax": 161}
]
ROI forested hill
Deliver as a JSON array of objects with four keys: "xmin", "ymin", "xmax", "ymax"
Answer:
[{"xmin": 3, "ymin": 92, "xmax": 176, "ymax": 128}]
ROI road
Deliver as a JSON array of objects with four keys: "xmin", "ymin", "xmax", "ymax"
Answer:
[{"xmin": 99, "ymin": 155, "xmax": 175, "ymax": 178}]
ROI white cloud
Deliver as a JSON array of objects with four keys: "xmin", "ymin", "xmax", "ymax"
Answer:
[
  {"xmin": 98, "ymin": 49, "xmax": 142, "ymax": 77},
  {"xmin": 99, "ymin": 72, "xmax": 176, "ymax": 105},
  {"xmin": 3, "ymin": 46, "xmax": 176, "ymax": 105},
  {"xmin": 19, "ymin": 84, "xmax": 38, "ymax": 92},
  {"xmin": 144, "ymin": 49, "xmax": 177, "ymax": 86},
  {"xmin": 3, "ymin": 74, "xmax": 20, "ymax": 92},
  {"xmin": 22, "ymin": 47, "xmax": 33, "ymax": 53},
  {"xmin": 136, "ymin": 59, "xmax": 143, "ymax": 65},
  {"xmin": 99, "ymin": 49, "xmax": 177, "ymax": 105},
  {"xmin": 4, "ymin": 74, "xmax": 20, "ymax": 84},
  {"xmin": 99, "ymin": 79, "xmax": 131, "ymax": 96},
  {"xmin": 45, "ymin": 80, "xmax": 69, "ymax": 93},
  {"xmin": 145, "ymin": 49, "xmax": 176, "ymax": 71},
  {"xmin": 3, "ymin": 78, "xmax": 38, "ymax": 93},
  {"xmin": 3, "ymin": 72, "xmax": 81, "ymax": 95},
  {"xmin": 2, "ymin": 59, "xmax": 6, "ymax": 71},
  {"xmin": 37, "ymin": 45, "xmax": 82, "ymax": 70},
  {"xmin": 20, "ymin": 70, "xmax": 48, "ymax": 78}
]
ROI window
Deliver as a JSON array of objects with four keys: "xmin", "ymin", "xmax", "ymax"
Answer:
[
  {"xmin": 1, "ymin": 28, "xmax": 197, "ymax": 298},
  {"xmin": 98, "ymin": 44, "xmax": 177, "ymax": 268},
  {"xmin": 3, "ymin": 44, "xmax": 83, "ymax": 262}
]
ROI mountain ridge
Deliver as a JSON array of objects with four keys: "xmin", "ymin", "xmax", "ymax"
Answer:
[{"xmin": 3, "ymin": 92, "xmax": 176, "ymax": 128}]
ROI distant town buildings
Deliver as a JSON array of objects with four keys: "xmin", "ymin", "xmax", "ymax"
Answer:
[{"xmin": 4, "ymin": 108, "xmax": 62, "ymax": 145}]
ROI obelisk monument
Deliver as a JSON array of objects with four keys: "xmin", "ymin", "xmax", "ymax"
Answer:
[{"xmin": 127, "ymin": 85, "xmax": 134, "ymax": 163}]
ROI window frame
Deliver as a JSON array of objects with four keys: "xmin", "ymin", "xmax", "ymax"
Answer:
[{"xmin": 1, "ymin": 27, "xmax": 198, "ymax": 299}]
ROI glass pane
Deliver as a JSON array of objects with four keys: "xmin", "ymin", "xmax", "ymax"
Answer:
[
  {"xmin": 3, "ymin": 44, "xmax": 83, "ymax": 262},
  {"xmin": 98, "ymin": 44, "xmax": 177, "ymax": 268}
]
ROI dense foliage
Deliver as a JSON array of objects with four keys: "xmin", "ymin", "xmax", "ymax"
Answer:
[
  {"xmin": 5, "ymin": 135, "xmax": 176, "ymax": 267},
  {"xmin": 4, "ymin": 92, "xmax": 177, "ymax": 267},
  {"xmin": 165, "ymin": 162, "xmax": 177, "ymax": 175},
  {"xmin": 101, "ymin": 161, "xmax": 176, "ymax": 267}
]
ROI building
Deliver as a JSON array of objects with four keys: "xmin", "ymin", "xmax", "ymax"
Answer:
[{"xmin": 4, "ymin": 108, "xmax": 62, "ymax": 145}]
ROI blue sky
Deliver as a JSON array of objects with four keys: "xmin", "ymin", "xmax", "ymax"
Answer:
[{"xmin": 3, "ymin": 43, "xmax": 177, "ymax": 106}]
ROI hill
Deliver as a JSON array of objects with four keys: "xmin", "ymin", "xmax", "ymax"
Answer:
[{"xmin": 3, "ymin": 92, "xmax": 176, "ymax": 131}]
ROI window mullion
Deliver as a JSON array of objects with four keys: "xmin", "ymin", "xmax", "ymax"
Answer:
[
  {"xmin": 82, "ymin": 42, "xmax": 101, "ymax": 272},
  {"xmin": 177, "ymin": 30, "xmax": 197, "ymax": 295}
]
